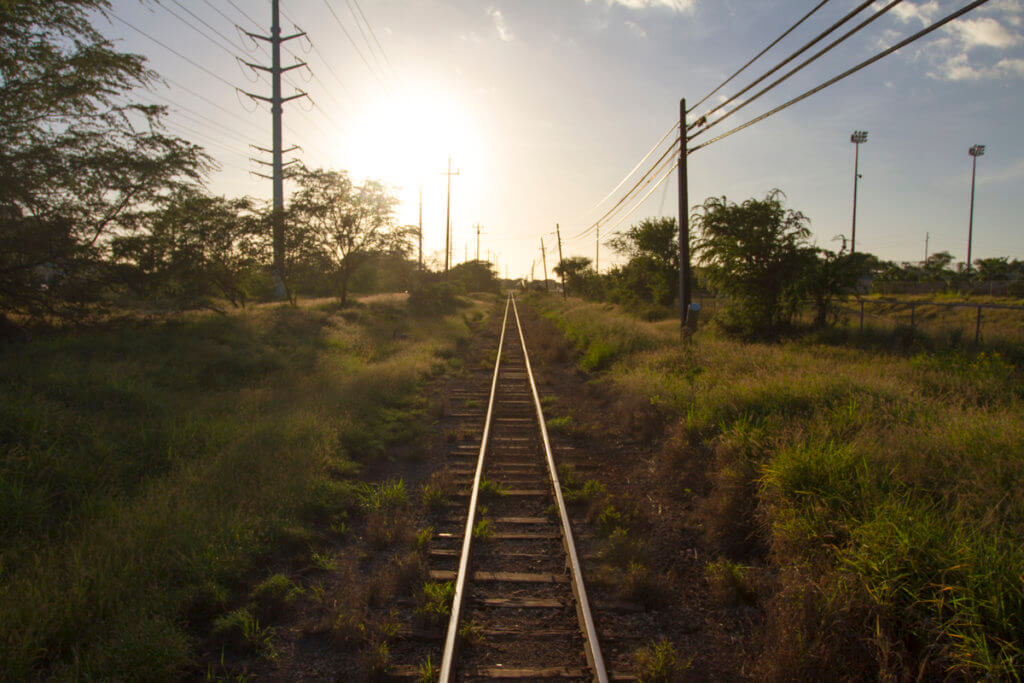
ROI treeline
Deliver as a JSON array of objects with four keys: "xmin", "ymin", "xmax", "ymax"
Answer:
[
  {"xmin": 556, "ymin": 190, "xmax": 1020, "ymax": 337},
  {"xmin": 0, "ymin": 0, "xmax": 496, "ymax": 335}
]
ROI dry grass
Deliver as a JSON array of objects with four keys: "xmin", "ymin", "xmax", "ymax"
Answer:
[{"xmin": 530, "ymin": 293, "xmax": 1024, "ymax": 680}]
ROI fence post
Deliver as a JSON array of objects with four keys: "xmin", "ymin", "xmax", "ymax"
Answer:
[
  {"xmin": 975, "ymin": 305, "xmax": 982, "ymax": 345},
  {"xmin": 859, "ymin": 300, "xmax": 864, "ymax": 334}
]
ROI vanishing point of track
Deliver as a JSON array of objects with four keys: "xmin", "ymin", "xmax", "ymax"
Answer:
[{"xmin": 434, "ymin": 293, "xmax": 609, "ymax": 681}]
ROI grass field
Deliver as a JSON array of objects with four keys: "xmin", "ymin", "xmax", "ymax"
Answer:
[
  {"xmin": 530, "ymin": 294, "xmax": 1023, "ymax": 679},
  {"xmin": 0, "ymin": 295, "xmax": 485, "ymax": 679}
]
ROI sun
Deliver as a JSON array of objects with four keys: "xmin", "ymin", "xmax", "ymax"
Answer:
[{"xmin": 340, "ymin": 83, "xmax": 481, "ymax": 191}]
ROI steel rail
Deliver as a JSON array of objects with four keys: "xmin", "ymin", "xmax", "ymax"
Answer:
[
  {"xmin": 439, "ymin": 294, "xmax": 512, "ymax": 682},
  {"xmin": 510, "ymin": 294, "xmax": 609, "ymax": 683}
]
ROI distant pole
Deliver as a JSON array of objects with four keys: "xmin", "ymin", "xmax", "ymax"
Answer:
[
  {"xmin": 418, "ymin": 185, "xmax": 423, "ymax": 270},
  {"xmin": 556, "ymin": 223, "xmax": 566, "ymax": 299},
  {"xmin": 441, "ymin": 155, "xmax": 460, "ymax": 273},
  {"xmin": 850, "ymin": 130, "xmax": 868, "ymax": 253},
  {"xmin": 967, "ymin": 144, "xmax": 986, "ymax": 275},
  {"xmin": 475, "ymin": 224, "xmax": 481, "ymax": 261},
  {"xmin": 595, "ymin": 226, "xmax": 600, "ymax": 273},
  {"xmin": 678, "ymin": 97, "xmax": 691, "ymax": 328},
  {"xmin": 530, "ymin": 259, "xmax": 535, "ymax": 281},
  {"xmin": 540, "ymin": 238, "xmax": 549, "ymax": 292},
  {"xmin": 924, "ymin": 231, "xmax": 929, "ymax": 264}
]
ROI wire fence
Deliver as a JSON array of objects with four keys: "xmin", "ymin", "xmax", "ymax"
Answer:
[{"xmin": 692, "ymin": 295, "xmax": 1024, "ymax": 347}]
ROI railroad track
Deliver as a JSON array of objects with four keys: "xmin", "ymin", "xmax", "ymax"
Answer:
[{"xmin": 427, "ymin": 293, "xmax": 611, "ymax": 681}]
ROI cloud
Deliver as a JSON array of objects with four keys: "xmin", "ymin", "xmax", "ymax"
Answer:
[
  {"xmin": 588, "ymin": 0, "xmax": 695, "ymax": 12},
  {"xmin": 487, "ymin": 7, "xmax": 513, "ymax": 42},
  {"xmin": 888, "ymin": 0, "xmax": 941, "ymax": 25},
  {"xmin": 624, "ymin": 20, "xmax": 647, "ymax": 37},
  {"xmin": 935, "ymin": 53, "xmax": 1024, "ymax": 79},
  {"xmin": 945, "ymin": 16, "xmax": 1020, "ymax": 48}
]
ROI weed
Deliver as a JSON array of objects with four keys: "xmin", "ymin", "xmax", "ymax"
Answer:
[
  {"xmin": 605, "ymin": 527, "xmax": 643, "ymax": 568},
  {"xmin": 472, "ymin": 517, "xmax": 493, "ymax": 541},
  {"xmin": 619, "ymin": 561, "xmax": 670, "ymax": 608},
  {"xmin": 420, "ymin": 478, "xmax": 450, "ymax": 517},
  {"xmin": 546, "ymin": 415, "xmax": 576, "ymax": 435},
  {"xmin": 212, "ymin": 607, "xmax": 277, "ymax": 659},
  {"xmin": 464, "ymin": 399, "xmax": 481, "ymax": 410},
  {"xmin": 478, "ymin": 476, "xmax": 507, "ymax": 501},
  {"xmin": 358, "ymin": 478, "xmax": 409, "ymax": 512},
  {"xmin": 705, "ymin": 558, "xmax": 757, "ymax": 607},
  {"xmin": 415, "ymin": 581, "xmax": 455, "ymax": 626},
  {"xmin": 414, "ymin": 526, "xmax": 434, "ymax": 553},
  {"xmin": 362, "ymin": 641, "xmax": 392, "ymax": 679},
  {"xmin": 332, "ymin": 608, "xmax": 366, "ymax": 645},
  {"xmin": 458, "ymin": 619, "xmax": 485, "ymax": 648},
  {"xmin": 391, "ymin": 551, "xmax": 428, "ymax": 597},
  {"xmin": 633, "ymin": 637, "xmax": 691, "ymax": 682},
  {"xmin": 310, "ymin": 551, "xmax": 337, "ymax": 572},
  {"xmin": 416, "ymin": 655, "xmax": 439, "ymax": 683},
  {"xmin": 249, "ymin": 574, "xmax": 303, "ymax": 619}
]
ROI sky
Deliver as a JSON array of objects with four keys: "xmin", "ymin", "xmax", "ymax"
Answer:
[{"xmin": 103, "ymin": 0, "xmax": 1024, "ymax": 278}]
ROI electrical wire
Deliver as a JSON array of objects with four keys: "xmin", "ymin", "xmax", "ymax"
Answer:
[
  {"xmin": 599, "ymin": 157, "xmax": 681, "ymax": 237},
  {"xmin": 225, "ymin": 0, "xmax": 262, "ymax": 30},
  {"xmin": 689, "ymin": 0, "xmax": 905, "ymax": 142},
  {"xmin": 584, "ymin": 121, "xmax": 678, "ymax": 217},
  {"xmin": 161, "ymin": 77, "xmax": 264, "ymax": 136},
  {"xmin": 344, "ymin": 0, "xmax": 388, "ymax": 78},
  {"xmin": 689, "ymin": 0, "xmax": 993, "ymax": 154},
  {"xmin": 688, "ymin": 0, "xmax": 834, "ymax": 113},
  {"xmin": 319, "ymin": 0, "xmax": 391, "ymax": 91},
  {"xmin": 112, "ymin": 15, "xmax": 237, "ymax": 89},
  {"xmin": 166, "ymin": 0, "xmax": 249, "ymax": 54},
  {"xmin": 349, "ymin": 0, "xmax": 397, "ymax": 76},
  {"xmin": 687, "ymin": 0, "xmax": 877, "ymax": 131},
  {"xmin": 575, "ymin": 134, "xmax": 680, "ymax": 238}
]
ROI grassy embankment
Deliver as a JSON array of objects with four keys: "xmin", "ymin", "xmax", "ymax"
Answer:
[
  {"xmin": 0, "ymin": 294, "xmax": 485, "ymax": 679},
  {"xmin": 530, "ymin": 294, "xmax": 1023, "ymax": 679}
]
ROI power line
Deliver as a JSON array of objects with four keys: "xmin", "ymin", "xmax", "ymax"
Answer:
[
  {"xmin": 165, "ymin": 0, "xmax": 249, "ymax": 54},
  {"xmin": 225, "ymin": 0, "xmax": 262, "ymax": 30},
  {"xmin": 601, "ymin": 158, "xmax": 680, "ymax": 236},
  {"xmin": 161, "ymin": 77, "xmax": 264, "ymax": 137},
  {"xmin": 689, "ymin": 0, "xmax": 993, "ymax": 154},
  {"xmin": 687, "ymin": 0, "xmax": 877, "ymax": 130},
  {"xmin": 111, "ymin": 14, "xmax": 237, "ymax": 89},
  {"xmin": 344, "ymin": 0, "xmax": 388, "ymax": 78},
  {"xmin": 319, "ymin": 0, "xmax": 391, "ymax": 91},
  {"xmin": 688, "ymin": 0, "xmax": 834, "ymax": 113},
  {"xmin": 349, "ymin": 0, "xmax": 397, "ymax": 77},
  {"xmin": 689, "ymin": 0, "xmax": 905, "ymax": 143},
  {"xmin": 575, "ymin": 134, "xmax": 680, "ymax": 238},
  {"xmin": 584, "ymin": 121, "xmax": 678, "ymax": 218}
]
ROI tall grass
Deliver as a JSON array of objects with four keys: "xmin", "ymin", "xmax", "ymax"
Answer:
[
  {"xmin": 530, "ymin": 294, "xmax": 1024, "ymax": 679},
  {"xmin": 0, "ymin": 296, "xmax": 481, "ymax": 679}
]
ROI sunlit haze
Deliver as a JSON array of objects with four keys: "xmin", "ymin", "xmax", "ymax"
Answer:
[{"xmin": 105, "ymin": 0, "xmax": 1024, "ymax": 278}]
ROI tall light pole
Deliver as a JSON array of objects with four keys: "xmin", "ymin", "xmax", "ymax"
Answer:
[
  {"xmin": 850, "ymin": 130, "xmax": 868, "ymax": 253},
  {"xmin": 967, "ymin": 144, "xmax": 986, "ymax": 276}
]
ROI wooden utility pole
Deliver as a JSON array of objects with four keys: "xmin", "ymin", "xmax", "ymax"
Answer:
[
  {"xmin": 595, "ymin": 226, "xmax": 599, "ymax": 273},
  {"xmin": 441, "ymin": 155, "xmax": 459, "ymax": 272},
  {"xmin": 678, "ymin": 97, "xmax": 692, "ymax": 327},
  {"xmin": 540, "ymin": 238, "xmax": 549, "ymax": 292},
  {"xmin": 241, "ymin": 0, "xmax": 307, "ymax": 299},
  {"xmin": 556, "ymin": 223, "xmax": 566, "ymax": 299},
  {"xmin": 475, "ymin": 224, "xmax": 482, "ymax": 261}
]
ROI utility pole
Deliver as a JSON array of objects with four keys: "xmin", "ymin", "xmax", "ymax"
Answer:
[
  {"xmin": 242, "ymin": 0, "xmax": 307, "ymax": 300},
  {"xmin": 418, "ymin": 185, "xmax": 423, "ymax": 270},
  {"xmin": 678, "ymin": 97, "xmax": 691, "ymax": 328},
  {"xmin": 924, "ymin": 231, "xmax": 929, "ymax": 264},
  {"xmin": 540, "ymin": 238, "xmax": 549, "ymax": 292},
  {"xmin": 595, "ymin": 226, "xmax": 599, "ymax": 273},
  {"xmin": 850, "ymin": 130, "xmax": 868, "ymax": 254},
  {"xmin": 967, "ymin": 144, "xmax": 986, "ymax": 276},
  {"xmin": 556, "ymin": 223, "xmax": 565, "ymax": 299},
  {"xmin": 441, "ymin": 155, "xmax": 459, "ymax": 273},
  {"xmin": 530, "ymin": 259, "xmax": 535, "ymax": 282},
  {"xmin": 475, "ymin": 224, "xmax": 482, "ymax": 262}
]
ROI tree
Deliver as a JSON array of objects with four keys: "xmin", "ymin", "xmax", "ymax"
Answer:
[
  {"xmin": 801, "ymin": 249, "xmax": 876, "ymax": 327},
  {"xmin": 693, "ymin": 190, "xmax": 815, "ymax": 336},
  {"xmin": 112, "ymin": 189, "xmax": 265, "ymax": 309},
  {"xmin": 288, "ymin": 167, "xmax": 407, "ymax": 305},
  {"xmin": 554, "ymin": 256, "xmax": 592, "ymax": 297},
  {"xmin": 0, "ymin": 0, "xmax": 208, "ymax": 322},
  {"xmin": 607, "ymin": 217, "xmax": 678, "ymax": 306}
]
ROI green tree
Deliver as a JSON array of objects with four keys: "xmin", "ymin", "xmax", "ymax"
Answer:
[
  {"xmin": 554, "ymin": 256, "xmax": 592, "ymax": 297},
  {"xmin": 607, "ymin": 217, "xmax": 678, "ymax": 306},
  {"xmin": 693, "ymin": 190, "xmax": 814, "ymax": 336},
  {"xmin": 974, "ymin": 257, "xmax": 1011, "ymax": 281},
  {"xmin": 0, "ymin": 0, "xmax": 208, "ymax": 322},
  {"xmin": 288, "ymin": 167, "xmax": 408, "ymax": 305},
  {"xmin": 801, "ymin": 249, "xmax": 876, "ymax": 327},
  {"xmin": 112, "ymin": 189, "xmax": 265, "ymax": 309}
]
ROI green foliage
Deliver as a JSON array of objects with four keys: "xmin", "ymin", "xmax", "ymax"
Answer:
[
  {"xmin": 249, "ymin": 574, "xmax": 302, "ymax": 619},
  {"xmin": 0, "ymin": 0, "xmax": 208, "ymax": 320},
  {"xmin": 415, "ymin": 581, "xmax": 455, "ymax": 626},
  {"xmin": 358, "ymin": 479, "xmax": 410, "ymax": 512},
  {"xmin": 212, "ymin": 607, "xmax": 277, "ymax": 658},
  {"xmin": 633, "ymin": 637, "xmax": 690, "ymax": 682},
  {"xmin": 800, "ymin": 249, "xmax": 876, "ymax": 327},
  {"xmin": 693, "ymin": 189, "xmax": 815, "ymax": 336},
  {"xmin": 416, "ymin": 655, "xmax": 439, "ymax": 683},
  {"xmin": 288, "ymin": 167, "xmax": 410, "ymax": 304},
  {"xmin": 546, "ymin": 415, "xmax": 575, "ymax": 434},
  {"xmin": 607, "ymin": 217, "xmax": 679, "ymax": 307},
  {"xmin": 472, "ymin": 516, "xmax": 493, "ymax": 541}
]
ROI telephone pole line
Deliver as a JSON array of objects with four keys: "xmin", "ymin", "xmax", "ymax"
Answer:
[
  {"xmin": 440, "ymin": 155, "xmax": 460, "ymax": 273},
  {"xmin": 556, "ymin": 223, "xmax": 566, "ymax": 299},
  {"xmin": 241, "ymin": 0, "xmax": 308, "ymax": 300},
  {"xmin": 540, "ymin": 238, "xmax": 549, "ymax": 292}
]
